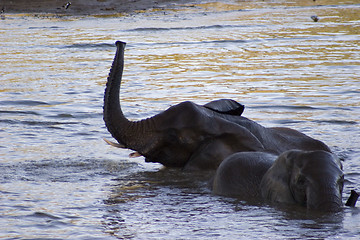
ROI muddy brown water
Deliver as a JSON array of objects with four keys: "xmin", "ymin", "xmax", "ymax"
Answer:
[{"xmin": 1, "ymin": 1, "xmax": 360, "ymax": 239}]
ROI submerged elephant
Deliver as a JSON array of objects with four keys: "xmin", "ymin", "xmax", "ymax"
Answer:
[
  {"xmin": 103, "ymin": 41, "xmax": 331, "ymax": 170},
  {"xmin": 213, "ymin": 150, "xmax": 344, "ymax": 211}
]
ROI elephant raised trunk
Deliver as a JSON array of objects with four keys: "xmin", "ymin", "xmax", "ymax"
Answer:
[
  {"xmin": 103, "ymin": 41, "xmax": 266, "ymax": 168},
  {"xmin": 103, "ymin": 41, "xmax": 155, "ymax": 152}
]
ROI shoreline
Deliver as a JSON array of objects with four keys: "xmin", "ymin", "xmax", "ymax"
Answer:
[{"xmin": 1, "ymin": 0, "xmax": 195, "ymax": 16}]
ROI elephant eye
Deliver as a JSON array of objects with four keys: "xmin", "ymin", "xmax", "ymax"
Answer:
[
  {"xmin": 338, "ymin": 175, "xmax": 345, "ymax": 192},
  {"xmin": 338, "ymin": 175, "xmax": 344, "ymax": 183},
  {"xmin": 291, "ymin": 174, "xmax": 307, "ymax": 205},
  {"xmin": 296, "ymin": 175, "xmax": 306, "ymax": 186}
]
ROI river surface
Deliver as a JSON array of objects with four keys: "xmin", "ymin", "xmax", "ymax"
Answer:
[{"xmin": 1, "ymin": 0, "xmax": 360, "ymax": 239}]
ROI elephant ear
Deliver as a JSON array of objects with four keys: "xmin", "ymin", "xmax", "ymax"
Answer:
[
  {"xmin": 184, "ymin": 126, "xmax": 265, "ymax": 171},
  {"xmin": 203, "ymin": 99, "xmax": 245, "ymax": 116},
  {"xmin": 260, "ymin": 152, "xmax": 296, "ymax": 204}
]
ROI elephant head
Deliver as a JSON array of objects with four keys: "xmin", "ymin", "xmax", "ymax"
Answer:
[
  {"xmin": 260, "ymin": 150, "xmax": 344, "ymax": 211},
  {"xmin": 103, "ymin": 41, "xmax": 265, "ymax": 169}
]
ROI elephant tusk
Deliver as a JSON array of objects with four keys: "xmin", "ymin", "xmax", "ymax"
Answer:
[
  {"xmin": 103, "ymin": 138, "xmax": 142, "ymax": 157},
  {"xmin": 103, "ymin": 138, "xmax": 126, "ymax": 148},
  {"xmin": 129, "ymin": 152, "xmax": 142, "ymax": 158}
]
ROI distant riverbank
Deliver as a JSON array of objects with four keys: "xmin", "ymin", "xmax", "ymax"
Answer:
[{"xmin": 2, "ymin": 0, "xmax": 193, "ymax": 15}]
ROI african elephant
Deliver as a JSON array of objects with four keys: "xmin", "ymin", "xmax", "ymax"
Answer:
[
  {"xmin": 213, "ymin": 150, "xmax": 344, "ymax": 211},
  {"xmin": 103, "ymin": 41, "xmax": 331, "ymax": 170}
]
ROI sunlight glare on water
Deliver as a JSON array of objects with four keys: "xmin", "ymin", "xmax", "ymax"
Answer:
[{"xmin": 0, "ymin": 0, "xmax": 360, "ymax": 239}]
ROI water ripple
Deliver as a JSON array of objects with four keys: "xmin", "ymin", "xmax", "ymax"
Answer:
[
  {"xmin": 0, "ymin": 110, "xmax": 40, "ymax": 116},
  {"xmin": 60, "ymin": 43, "xmax": 115, "ymax": 49},
  {"xmin": 0, "ymin": 100, "xmax": 49, "ymax": 106},
  {"xmin": 0, "ymin": 119, "xmax": 79, "ymax": 126},
  {"xmin": 314, "ymin": 120, "xmax": 358, "ymax": 125}
]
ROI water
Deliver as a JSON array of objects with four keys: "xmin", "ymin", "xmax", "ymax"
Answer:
[{"xmin": 1, "ymin": 0, "xmax": 360, "ymax": 239}]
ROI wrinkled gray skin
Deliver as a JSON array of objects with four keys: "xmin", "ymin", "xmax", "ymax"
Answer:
[
  {"xmin": 213, "ymin": 152, "xmax": 277, "ymax": 198},
  {"xmin": 104, "ymin": 41, "xmax": 330, "ymax": 170},
  {"xmin": 213, "ymin": 150, "xmax": 344, "ymax": 211}
]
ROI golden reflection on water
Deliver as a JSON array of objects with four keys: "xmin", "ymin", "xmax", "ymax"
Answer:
[
  {"xmin": 2, "ymin": 3, "xmax": 359, "ymax": 95},
  {"xmin": 0, "ymin": 2, "xmax": 359, "ymax": 134}
]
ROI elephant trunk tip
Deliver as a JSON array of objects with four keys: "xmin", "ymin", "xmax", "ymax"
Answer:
[
  {"xmin": 116, "ymin": 41, "xmax": 127, "ymax": 46},
  {"xmin": 307, "ymin": 190, "xmax": 343, "ymax": 212},
  {"xmin": 316, "ymin": 201, "xmax": 342, "ymax": 212},
  {"xmin": 345, "ymin": 190, "xmax": 359, "ymax": 207}
]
